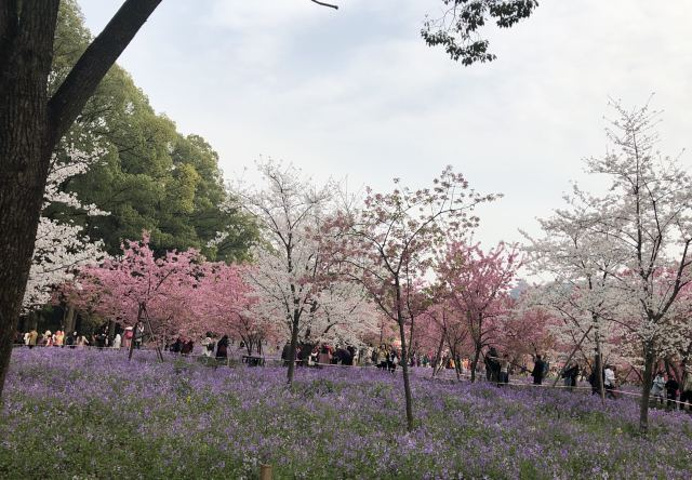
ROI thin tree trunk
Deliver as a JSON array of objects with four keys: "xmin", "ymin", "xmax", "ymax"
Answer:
[
  {"xmin": 432, "ymin": 332, "xmax": 445, "ymax": 378},
  {"xmin": 470, "ymin": 344, "xmax": 481, "ymax": 383},
  {"xmin": 128, "ymin": 305, "xmax": 143, "ymax": 361},
  {"xmin": 286, "ymin": 316, "xmax": 300, "ymax": 385},
  {"xmin": 397, "ymin": 318, "xmax": 414, "ymax": 432},
  {"xmin": 142, "ymin": 307, "xmax": 163, "ymax": 362},
  {"xmin": 64, "ymin": 306, "xmax": 76, "ymax": 335},
  {"xmin": 594, "ymin": 330, "xmax": 605, "ymax": 403},
  {"xmin": 639, "ymin": 345, "xmax": 655, "ymax": 433}
]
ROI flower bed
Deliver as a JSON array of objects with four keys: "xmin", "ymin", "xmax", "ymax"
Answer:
[{"xmin": 1, "ymin": 348, "xmax": 690, "ymax": 479}]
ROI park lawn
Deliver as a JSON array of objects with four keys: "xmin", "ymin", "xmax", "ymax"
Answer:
[{"xmin": 1, "ymin": 348, "xmax": 691, "ymax": 479}]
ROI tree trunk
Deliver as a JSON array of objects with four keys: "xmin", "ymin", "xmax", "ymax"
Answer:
[
  {"xmin": 595, "ymin": 335, "xmax": 605, "ymax": 402},
  {"xmin": 64, "ymin": 306, "xmax": 76, "ymax": 335},
  {"xmin": 470, "ymin": 344, "xmax": 481, "ymax": 383},
  {"xmin": 128, "ymin": 305, "xmax": 143, "ymax": 361},
  {"xmin": 286, "ymin": 316, "xmax": 300, "ymax": 385},
  {"xmin": 639, "ymin": 345, "xmax": 655, "ymax": 433},
  {"xmin": 397, "ymin": 318, "xmax": 415, "ymax": 432},
  {"xmin": 0, "ymin": 2, "xmax": 61, "ymax": 399},
  {"xmin": 0, "ymin": 0, "xmax": 163, "ymax": 399},
  {"xmin": 432, "ymin": 332, "xmax": 445, "ymax": 378}
]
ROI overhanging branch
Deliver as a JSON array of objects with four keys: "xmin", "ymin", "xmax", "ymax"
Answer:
[
  {"xmin": 310, "ymin": 0, "xmax": 339, "ymax": 10},
  {"xmin": 48, "ymin": 0, "xmax": 163, "ymax": 146}
]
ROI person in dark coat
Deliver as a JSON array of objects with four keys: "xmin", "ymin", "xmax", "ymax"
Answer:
[
  {"xmin": 665, "ymin": 376, "xmax": 680, "ymax": 408},
  {"xmin": 170, "ymin": 337, "xmax": 183, "ymax": 354},
  {"xmin": 562, "ymin": 362, "xmax": 579, "ymax": 391},
  {"xmin": 281, "ymin": 342, "xmax": 292, "ymax": 367},
  {"xmin": 531, "ymin": 355, "xmax": 546, "ymax": 385},
  {"xmin": 216, "ymin": 335, "xmax": 229, "ymax": 360},
  {"xmin": 181, "ymin": 339, "xmax": 193, "ymax": 356}
]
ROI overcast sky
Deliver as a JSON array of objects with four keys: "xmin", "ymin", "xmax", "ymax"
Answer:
[{"xmin": 79, "ymin": 0, "xmax": 692, "ymax": 250}]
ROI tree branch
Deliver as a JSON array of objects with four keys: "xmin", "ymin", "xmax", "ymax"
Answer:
[
  {"xmin": 48, "ymin": 0, "xmax": 163, "ymax": 146},
  {"xmin": 310, "ymin": 0, "xmax": 339, "ymax": 10}
]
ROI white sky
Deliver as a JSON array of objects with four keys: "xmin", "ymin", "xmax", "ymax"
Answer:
[{"xmin": 78, "ymin": 0, "xmax": 692, "ymax": 250}]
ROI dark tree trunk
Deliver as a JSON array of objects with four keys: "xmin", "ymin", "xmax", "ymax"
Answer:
[
  {"xmin": 64, "ymin": 306, "xmax": 77, "ymax": 335},
  {"xmin": 0, "ymin": 1, "xmax": 61, "ymax": 399},
  {"xmin": 397, "ymin": 318, "xmax": 414, "ymax": 432},
  {"xmin": 470, "ymin": 344, "xmax": 481, "ymax": 383},
  {"xmin": 286, "ymin": 315, "xmax": 300, "ymax": 385},
  {"xmin": 432, "ymin": 332, "xmax": 445, "ymax": 378},
  {"xmin": 639, "ymin": 344, "xmax": 655, "ymax": 433},
  {"xmin": 0, "ymin": 0, "xmax": 163, "ymax": 399}
]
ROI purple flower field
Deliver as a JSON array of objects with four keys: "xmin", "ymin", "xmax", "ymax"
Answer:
[{"xmin": 1, "ymin": 348, "xmax": 691, "ymax": 479}]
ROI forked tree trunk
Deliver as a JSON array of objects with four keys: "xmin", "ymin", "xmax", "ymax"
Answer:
[{"xmin": 0, "ymin": 0, "xmax": 163, "ymax": 399}]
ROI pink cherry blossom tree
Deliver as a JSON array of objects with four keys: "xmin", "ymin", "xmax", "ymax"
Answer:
[
  {"xmin": 327, "ymin": 167, "xmax": 497, "ymax": 431},
  {"xmin": 436, "ymin": 241, "xmax": 521, "ymax": 381}
]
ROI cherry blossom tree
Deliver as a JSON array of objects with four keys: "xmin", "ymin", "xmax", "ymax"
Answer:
[
  {"xmin": 233, "ymin": 160, "xmax": 374, "ymax": 384},
  {"xmin": 527, "ymin": 102, "xmax": 692, "ymax": 432},
  {"xmin": 72, "ymin": 235, "xmax": 214, "ymax": 359},
  {"xmin": 327, "ymin": 167, "xmax": 497, "ymax": 431},
  {"xmin": 419, "ymin": 298, "xmax": 470, "ymax": 379},
  {"xmin": 437, "ymin": 241, "xmax": 521, "ymax": 381},
  {"xmin": 25, "ymin": 146, "xmax": 107, "ymax": 310}
]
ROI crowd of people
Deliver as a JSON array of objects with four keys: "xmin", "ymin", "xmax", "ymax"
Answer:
[
  {"xmin": 15, "ymin": 321, "xmax": 146, "ymax": 351},
  {"xmin": 13, "ymin": 327, "xmax": 692, "ymax": 411}
]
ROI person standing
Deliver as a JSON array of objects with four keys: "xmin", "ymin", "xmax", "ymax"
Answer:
[
  {"xmin": 604, "ymin": 365, "xmax": 617, "ymax": 399},
  {"xmin": 201, "ymin": 333, "xmax": 215, "ymax": 362},
  {"xmin": 318, "ymin": 344, "xmax": 332, "ymax": 367},
  {"xmin": 64, "ymin": 332, "xmax": 75, "ymax": 348},
  {"xmin": 562, "ymin": 362, "xmax": 579, "ymax": 391},
  {"xmin": 112, "ymin": 333, "xmax": 122, "ymax": 349},
  {"xmin": 680, "ymin": 366, "xmax": 692, "ymax": 411},
  {"xmin": 27, "ymin": 329, "xmax": 38, "ymax": 349},
  {"xmin": 54, "ymin": 328, "xmax": 65, "ymax": 347},
  {"xmin": 665, "ymin": 374, "xmax": 679, "ymax": 409},
  {"xmin": 134, "ymin": 322, "xmax": 145, "ymax": 349},
  {"xmin": 651, "ymin": 372, "xmax": 666, "ymax": 404},
  {"xmin": 531, "ymin": 355, "xmax": 546, "ymax": 385},
  {"xmin": 123, "ymin": 327, "xmax": 133, "ymax": 349},
  {"xmin": 76, "ymin": 333, "xmax": 89, "ymax": 348},
  {"xmin": 216, "ymin": 335, "xmax": 229, "ymax": 361},
  {"xmin": 499, "ymin": 354, "xmax": 510, "ymax": 386}
]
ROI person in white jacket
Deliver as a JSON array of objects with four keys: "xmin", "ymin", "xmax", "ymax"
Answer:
[{"xmin": 604, "ymin": 365, "xmax": 617, "ymax": 399}]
